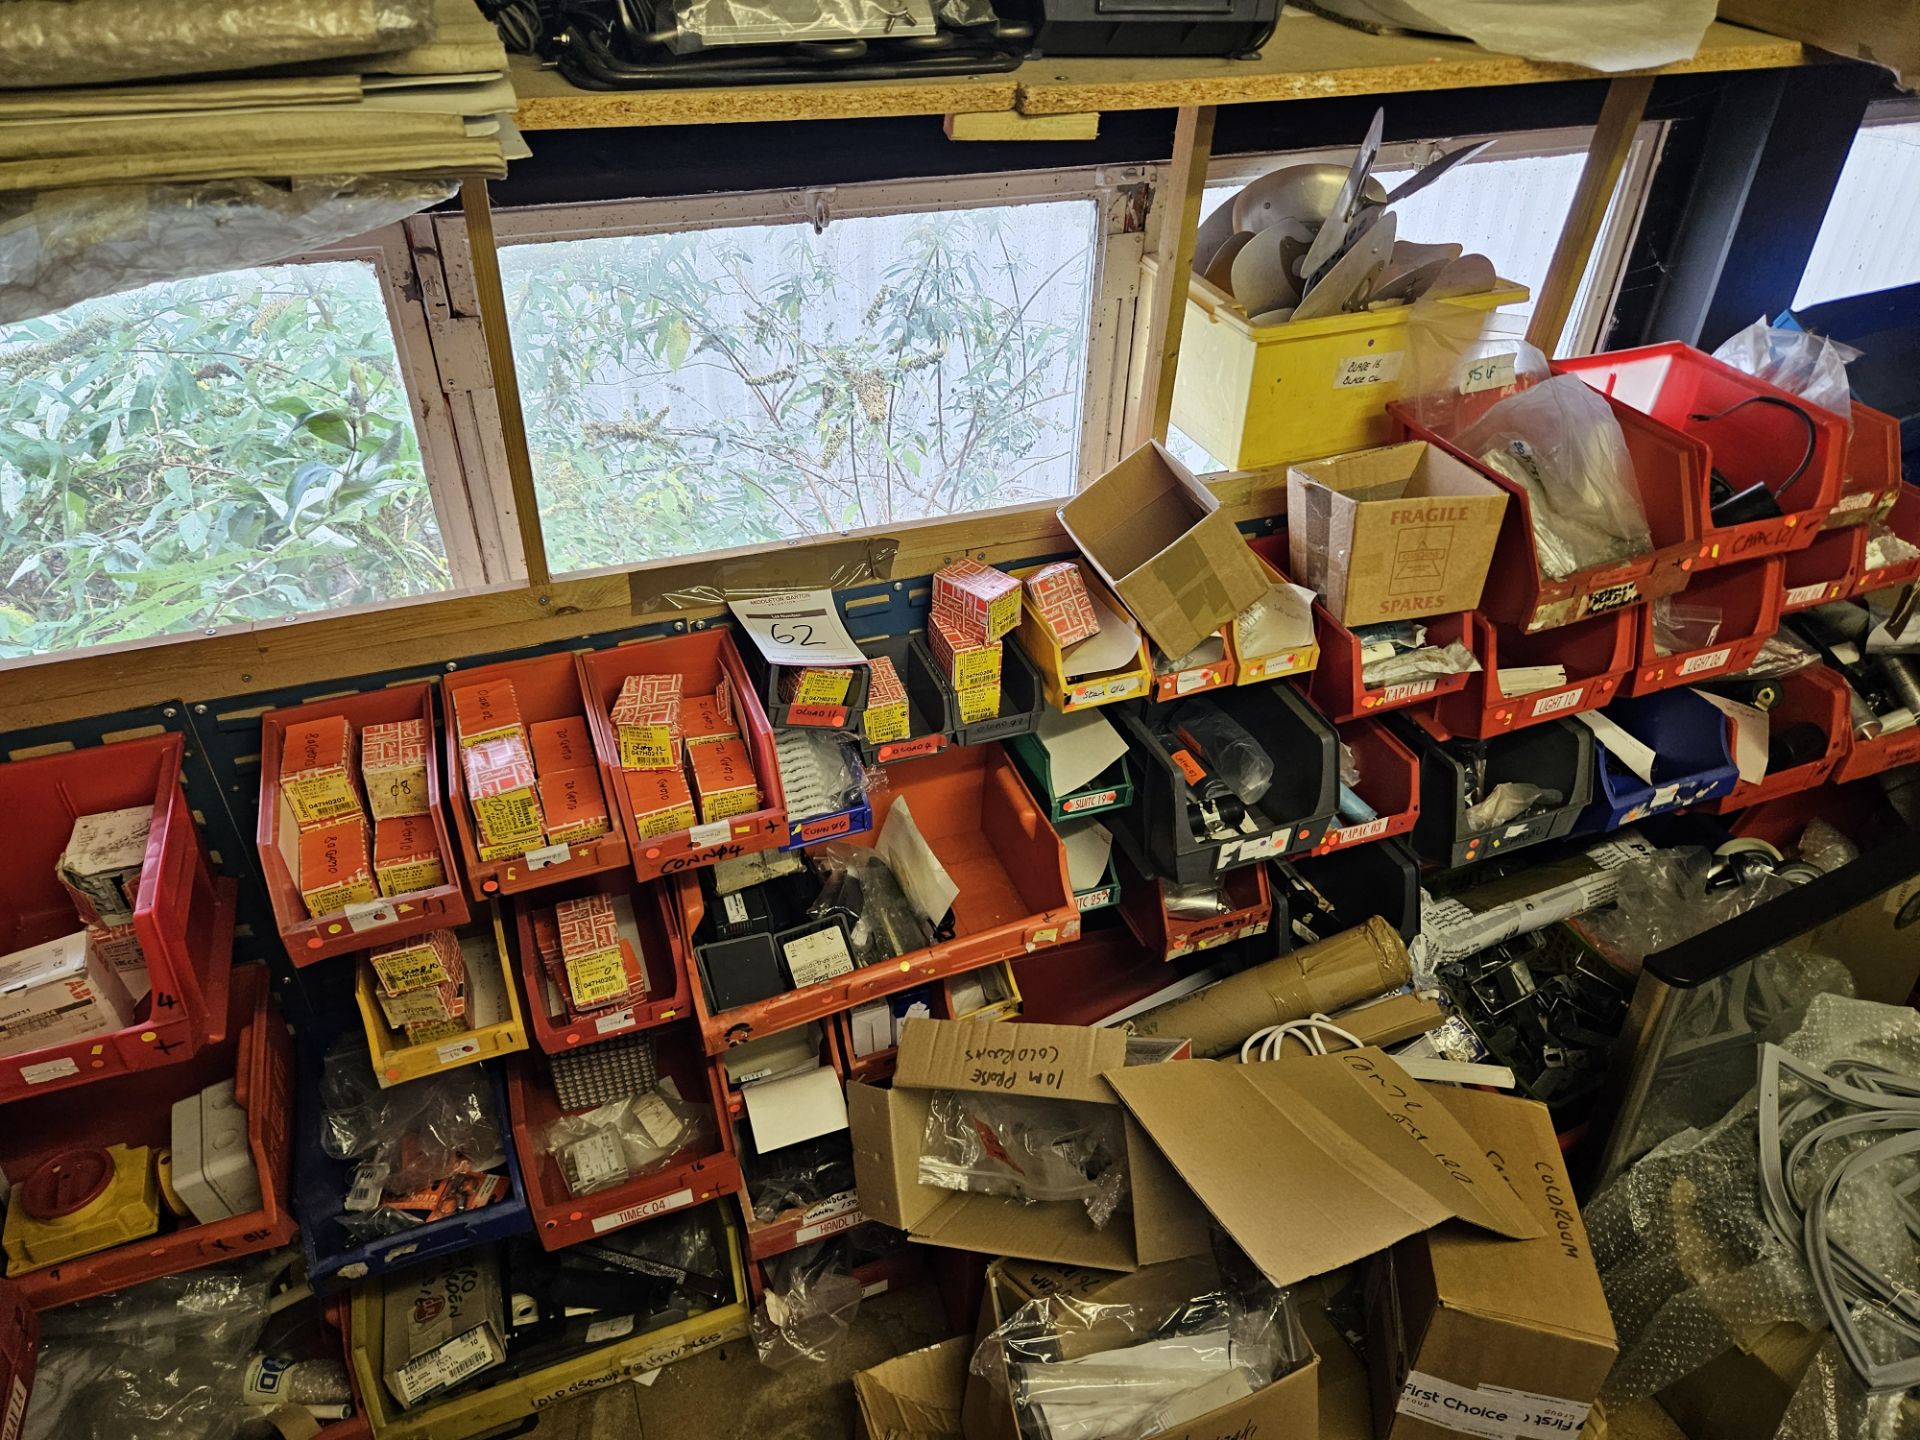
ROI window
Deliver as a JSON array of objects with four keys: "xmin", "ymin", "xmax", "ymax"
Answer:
[
  {"xmin": 1795, "ymin": 100, "xmax": 1920, "ymax": 308},
  {"xmin": 0, "ymin": 235, "xmax": 481, "ymax": 660},
  {"xmin": 484, "ymin": 171, "xmax": 1142, "ymax": 575}
]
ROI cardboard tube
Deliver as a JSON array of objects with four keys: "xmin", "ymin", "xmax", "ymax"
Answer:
[{"xmin": 1129, "ymin": 916, "xmax": 1411, "ymax": 1058}]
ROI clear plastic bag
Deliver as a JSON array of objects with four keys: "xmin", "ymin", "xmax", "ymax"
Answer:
[
  {"xmin": 1863, "ymin": 524, "xmax": 1920, "ymax": 573},
  {"xmin": 1712, "ymin": 318, "xmax": 1860, "ymax": 420},
  {"xmin": 1167, "ymin": 700, "xmax": 1273, "ymax": 807},
  {"xmin": 773, "ymin": 728, "xmax": 868, "ymax": 821},
  {"xmin": 1463, "ymin": 781, "xmax": 1561, "ymax": 831},
  {"xmin": 1360, "ymin": 640, "xmax": 1481, "ymax": 687},
  {"xmin": 1575, "ymin": 844, "xmax": 1800, "ymax": 969},
  {"xmin": 1458, "ymin": 374, "xmax": 1653, "ymax": 580},
  {"xmin": 1653, "ymin": 597, "xmax": 1723, "ymax": 655},
  {"xmin": 750, "ymin": 1240, "xmax": 865, "ymax": 1371},
  {"xmin": 543, "ymin": 1088, "xmax": 714, "ymax": 1197},
  {"xmin": 749, "ymin": 1132, "xmax": 856, "ymax": 1221},
  {"xmin": 1735, "ymin": 627, "xmax": 1823, "ymax": 681},
  {"xmin": 1164, "ymin": 880, "xmax": 1232, "ymax": 919},
  {"xmin": 919, "ymin": 1091, "xmax": 1129, "ymax": 1228},
  {"xmin": 808, "ymin": 841, "xmax": 934, "ymax": 965},
  {"xmin": 666, "ymin": 0, "xmax": 938, "ymax": 51}
]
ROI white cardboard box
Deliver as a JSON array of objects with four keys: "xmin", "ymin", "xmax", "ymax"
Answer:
[{"xmin": 0, "ymin": 929, "xmax": 135, "ymax": 1060}]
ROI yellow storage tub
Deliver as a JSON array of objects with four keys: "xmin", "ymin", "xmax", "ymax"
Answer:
[
  {"xmin": 349, "ymin": 1207, "xmax": 751, "ymax": 1439},
  {"xmin": 356, "ymin": 904, "xmax": 529, "ymax": 1087},
  {"xmin": 1159, "ymin": 256, "xmax": 1529, "ymax": 472},
  {"xmin": 1008, "ymin": 565, "xmax": 1152, "ymax": 712}
]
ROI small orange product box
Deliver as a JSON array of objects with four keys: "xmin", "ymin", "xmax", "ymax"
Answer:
[
  {"xmin": 540, "ymin": 767, "xmax": 611, "ymax": 846},
  {"xmin": 689, "ymin": 737, "xmax": 762, "ymax": 822},
  {"xmin": 625, "ymin": 768, "xmax": 696, "ymax": 840},
  {"xmin": 553, "ymin": 892, "xmax": 646, "ymax": 1011},
  {"xmin": 1024, "ymin": 560, "xmax": 1100, "ymax": 647},
  {"xmin": 863, "ymin": 655, "xmax": 911, "ymax": 745},
  {"xmin": 370, "ymin": 926, "xmax": 464, "ymax": 997},
  {"xmin": 361, "ymin": 718, "xmax": 430, "ymax": 821},
  {"xmin": 681, "ymin": 693, "xmax": 739, "ymax": 748},
  {"xmin": 778, "ymin": 665, "xmax": 855, "ymax": 708},
  {"xmin": 530, "ymin": 716, "xmax": 592, "ymax": 775},
  {"xmin": 933, "ymin": 556, "xmax": 1022, "ymax": 643},
  {"xmin": 453, "ymin": 682, "xmax": 524, "ymax": 748},
  {"xmin": 298, "ymin": 816, "xmax": 377, "ymax": 917},
  {"xmin": 462, "ymin": 733, "xmax": 545, "ymax": 856},
  {"xmin": 611, "ymin": 673, "xmax": 683, "ymax": 770},
  {"xmin": 373, "ymin": 814, "xmax": 447, "ymax": 896},
  {"xmin": 930, "ymin": 611, "xmax": 1003, "ymax": 697},
  {"xmin": 281, "ymin": 716, "xmax": 361, "ymax": 829}
]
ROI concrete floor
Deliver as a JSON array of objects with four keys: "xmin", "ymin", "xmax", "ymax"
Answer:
[{"xmin": 529, "ymin": 1281, "xmax": 954, "ymax": 1440}]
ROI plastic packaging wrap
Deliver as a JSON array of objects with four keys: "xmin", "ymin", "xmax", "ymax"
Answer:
[
  {"xmin": 1361, "ymin": 640, "xmax": 1481, "ymax": 687},
  {"xmin": 773, "ymin": 728, "xmax": 868, "ymax": 822},
  {"xmin": 1576, "ymin": 844, "xmax": 1801, "ymax": 971},
  {"xmin": 542, "ymin": 1087, "xmax": 714, "ymax": 1197},
  {"xmin": 0, "ymin": 175, "xmax": 455, "ymax": 327},
  {"xmin": 1164, "ymin": 880, "xmax": 1232, "ymax": 919},
  {"xmin": 1712, "ymin": 318, "xmax": 1860, "ymax": 420},
  {"xmin": 750, "ymin": 1240, "xmax": 864, "ymax": 1370},
  {"xmin": 1653, "ymin": 598, "xmax": 1724, "ymax": 656},
  {"xmin": 1463, "ymin": 781, "xmax": 1561, "ymax": 830},
  {"xmin": 749, "ymin": 1133, "xmax": 856, "ymax": 1221},
  {"xmin": 808, "ymin": 842, "xmax": 934, "ymax": 965},
  {"xmin": 0, "ymin": 0, "xmax": 435, "ymax": 88},
  {"xmin": 969, "ymin": 1251, "xmax": 1310, "ymax": 1440},
  {"xmin": 1457, "ymin": 374, "xmax": 1653, "ymax": 580},
  {"xmin": 1797, "ymin": 819, "xmax": 1862, "ymax": 875},
  {"xmin": 919, "ymin": 1092, "xmax": 1129, "ymax": 1228},
  {"xmin": 1737, "ymin": 628, "xmax": 1824, "ymax": 681},
  {"xmin": 1863, "ymin": 524, "xmax": 1920, "ymax": 573},
  {"xmin": 1167, "ymin": 700, "xmax": 1273, "ymax": 807},
  {"xmin": 667, "ymin": 0, "xmax": 937, "ymax": 52}
]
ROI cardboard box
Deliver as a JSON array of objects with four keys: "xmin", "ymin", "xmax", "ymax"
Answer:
[
  {"xmin": 373, "ymin": 814, "xmax": 447, "ymax": 897},
  {"xmin": 625, "ymin": 767, "xmax": 696, "ymax": 839},
  {"xmin": 612, "ymin": 673, "xmax": 683, "ymax": 770},
  {"xmin": 279, "ymin": 716, "xmax": 362, "ymax": 829},
  {"xmin": 0, "ymin": 929, "xmax": 135, "ymax": 1059},
  {"xmin": 929, "ymin": 612, "xmax": 1002, "ymax": 699},
  {"xmin": 1023, "ymin": 561, "xmax": 1100, "ymax": 648},
  {"xmin": 451, "ymin": 682, "xmax": 523, "ymax": 748},
  {"xmin": 1655, "ymin": 1322, "xmax": 1821, "ymax": 1440},
  {"xmin": 461, "ymin": 734, "xmax": 544, "ymax": 853},
  {"xmin": 376, "ymin": 975, "xmax": 466, "ymax": 1030},
  {"xmin": 529, "ymin": 716, "xmax": 593, "ymax": 775},
  {"xmin": 933, "ymin": 557, "xmax": 1022, "ymax": 644},
  {"xmin": 403, "ymin": 1014, "xmax": 471, "ymax": 1044},
  {"xmin": 299, "ymin": 816, "xmax": 377, "ymax": 917},
  {"xmin": 553, "ymin": 892, "xmax": 645, "ymax": 1011},
  {"xmin": 362, "ymin": 719, "xmax": 430, "ymax": 821},
  {"xmin": 862, "ymin": 654, "xmax": 911, "ymax": 745},
  {"xmin": 87, "ymin": 920, "xmax": 148, "ymax": 1001},
  {"xmin": 1365, "ymin": 1088, "xmax": 1616, "ymax": 1440},
  {"xmin": 849, "ymin": 1019, "xmax": 1209, "ymax": 1271},
  {"xmin": 56, "ymin": 805, "xmax": 150, "ymax": 926},
  {"xmin": 853, "ymin": 1335, "xmax": 970, "ymax": 1440},
  {"xmin": 1060, "ymin": 441, "xmax": 1271, "ymax": 660},
  {"xmin": 370, "ymin": 927, "xmax": 465, "ymax": 998},
  {"xmin": 681, "ymin": 693, "xmax": 738, "ymax": 748},
  {"xmin": 689, "ymin": 738, "xmax": 761, "ymax": 822},
  {"xmin": 381, "ymin": 1250, "xmax": 507, "ymax": 1409},
  {"xmin": 1287, "ymin": 441, "xmax": 1507, "ymax": 626},
  {"xmin": 539, "ymin": 767, "xmax": 611, "ymax": 846}
]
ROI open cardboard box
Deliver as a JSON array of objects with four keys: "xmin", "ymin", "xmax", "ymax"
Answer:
[
  {"xmin": 849, "ymin": 1019, "xmax": 1209, "ymax": 1272},
  {"xmin": 853, "ymin": 1334, "xmax": 971, "ymax": 1440}
]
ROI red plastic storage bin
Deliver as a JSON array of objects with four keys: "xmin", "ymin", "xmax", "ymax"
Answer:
[
  {"xmin": 2, "ymin": 964, "xmax": 294, "ymax": 1309},
  {"xmin": 1306, "ymin": 606, "xmax": 1475, "ymax": 721},
  {"xmin": 0, "ymin": 1276, "xmax": 34, "ymax": 1438},
  {"xmin": 506, "ymin": 1020, "xmax": 741, "ymax": 1250},
  {"xmin": 443, "ymin": 653, "xmax": 630, "ymax": 900},
  {"xmin": 0, "ymin": 732, "xmax": 230, "ymax": 1103},
  {"xmin": 678, "ymin": 743, "xmax": 1076, "ymax": 1053},
  {"xmin": 1705, "ymin": 665, "xmax": 1851, "ymax": 814},
  {"xmin": 1852, "ymin": 485, "xmax": 1920, "ymax": 596},
  {"xmin": 1009, "ymin": 928, "xmax": 1194, "ymax": 1030},
  {"xmin": 1833, "ymin": 706, "xmax": 1920, "ymax": 783},
  {"xmin": 579, "ymin": 631, "xmax": 788, "ymax": 883},
  {"xmin": 1781, "ymin": 525, "xmax": 1861, "ymax": 613},
  {"xmin": 1391, "ymin": 386, "xmax": 1706, "ymax": 632},
  {"xmin": 257, "ymin": 682, "xmax": 470, "ymax": 963},
  {"xmin": 512, "ymin": 875, "xmax": 692, "ymax": 1052},
  {"xmin": 1433, "ymin": 609, "xmax": 1635, "ymax": 738},
  {"xmin": 1557, "ymin": 343, "xmax": 1847, "ymax": 563},
  {"xmin": 1826, "ymin": 404, "xmax": 1905, "ymax": 528},
  {"xmin": 1115, "ymin": 846, "xmax": 1271, "ymax": 962},
  {"xmin": 1313, "ymin": 718, "xmax": 1420, "ymax": 853},
  {"xmin": 1626, "ymin": 558, "xmax": 1784, "ymax": 695}
]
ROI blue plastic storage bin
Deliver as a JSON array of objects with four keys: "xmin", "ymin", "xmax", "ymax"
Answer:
[{"xmin": 1573, "ymin": 690, "xmax": 1738, "ymax": 834}]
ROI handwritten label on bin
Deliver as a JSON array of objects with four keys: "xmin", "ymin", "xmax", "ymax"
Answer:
[{"xmin": 1334, "ymin": 351, "xmax": 1404, "ymax": 389}]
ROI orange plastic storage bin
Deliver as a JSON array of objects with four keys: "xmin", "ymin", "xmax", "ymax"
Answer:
[
  {"xmin": 257, "ymin": 682, "xmax": 470, "ymax": 963},
  {"xmin": 1826, "ymin": 404, "xmax": 1904, "ymax": 528},
  {"xmin": 1706, "ymin": 666, "xmax": 1852, "ymax": 814},
  {"xmin": 1312, "ymin": 718, "xmax": 1420, "ymax": 854},
  {"xmin": 1781, "ymin": 525, "xmax": 1862, "ymax": 613},
  {"xmin": 512, "ymin": 875, "xmax": 692, "ymax": 1052},
  {"xmin": 1115, "ymin": 846, "xmax": 1271, "ymax": 962},
  {"xmin": 1432, "ymin": 609, "xmax": 1635, "ymax": 738},
  {"xmin": 1625, "ymin": 558, "xmax": 1784, "ymax": 695}
]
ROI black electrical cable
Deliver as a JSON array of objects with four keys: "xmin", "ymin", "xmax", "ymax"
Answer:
[{"xmin": 1687, "ymin": 392, "xmax": 1819, "ymax": 498}]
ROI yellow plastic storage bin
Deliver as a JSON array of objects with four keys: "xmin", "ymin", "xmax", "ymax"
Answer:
[
  {"xmin": 1008, "ymin": 565, "xmax": 1153, "ymax": 712},
  {"xmin": 1160, "ymin": 257, "xmax": 1529, "ymax": 472},
  {"xmin": 349, "ymin": 1207, "xmax": 750, "ymax": 1439},
  {"xmin": 356, "ymin": 904, "xmax": 529, "ymax": 1087}
]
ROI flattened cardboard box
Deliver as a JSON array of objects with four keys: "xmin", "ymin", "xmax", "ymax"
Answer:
[
  {"xmin": 849, "ymin": 1018, "xmax": 1209, "ymax": 1272},
  {"xmin": 1287, "ymin": 441, "xmax": 1507, "ymax": 627},
  {"xmin": 1366, "ymin": 1087, "xmax": 1616, "ymax": 1440},
  {"xmin": 1061, "ymin": 441, "xmax": 1271, "ymax": 661}
]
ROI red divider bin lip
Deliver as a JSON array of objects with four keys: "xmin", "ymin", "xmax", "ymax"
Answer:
[
  {"xmin": 0, "ymin": 1275, "xmax": 35, "ymax": 1434},
  {"xmin": 512, "ymin": 875, "xmax": 692, "ymax": 1052},
  {"xmin": 1626, "ymin": 557, "xmax": 1785, "ymax": 696},
  {"xmin": 0, "ymin": 732, "xmax": 230, "ymax": 1103},
  {"xmin": 1555, "ymin": 343, "xmax": 1848, "ymax": 565},
  {"xmin": 1781, "ymin": 526, "xmax": 1862, "ymax": 614},
  {"xmin": 1312, "ymin": 718, "xmax": 1420, "ymax": 854},
  {"xmin": 257, "ymin": 682, "xmax": 470, "ymax": 964},
  {"xmin": 1706, "ymin": 666, "xmax": 1852, "ymax": 814},
  {"xmin": 1115, "ymin": 847, "xmax": 1270, "ymax": 962},
  {"xmin": 679, "ymin": 743, "xmax": 1077, "ymax": 1054},
  {"xmin": 443, "ymin": 653, "xmax": 631, "ymax": 900},
  {"xmin": 506, "ymin": 1021, "xmax": 742, "ymax": 1251},
  {"xmin": 1826, "ymin": 404, "xmax": 1905, "ymax": 529},
  {"xmin": 4, "ymin": 959, "xmax": 295, "ymax": 1310},
  {"xmin": 1433, "ymin": 609, "xmax": 1635, "ymax": 739},
  {"xmin": 1834, "ymin": 709, "xmax": 1920, "ymax": 784},
  {"xmin": 1391, "ymin": 386, "xmax": 1703, "ymax": 632},
  {"xmin": 578, "ymin": 631, "xmax": 788, "ymax": 884},
  {"xmin": 1852, "ymin": 485, "xmax": 1920, "ymax": 596},
  {"xmin": 1307, "ymin": 605, "xmax": 1475, "ymax": 722}
]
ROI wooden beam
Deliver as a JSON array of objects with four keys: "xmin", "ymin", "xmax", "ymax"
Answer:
[
  {"xmin": 460, "ymin": 177, "xmax": 552, "ymax": 588},
  {"xmin": 1130, "ymin": 104, "xmax": 1216, "ymax": 451},
  {"xmin": 1526, "ymin": 75, "xmax": 1654, "ymax": 355},
  {"xmin": 943, "ymin": 110, "xmax": 1100, "ymax": 141}
]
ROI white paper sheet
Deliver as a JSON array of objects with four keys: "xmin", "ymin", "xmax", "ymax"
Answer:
[
  {"xmin": 1036, "ymin": 706, "xmax": 1129, "ymax": 795},
  {"xmin": 742, "ymin": 1065, "xmax": 848, "ymax": 1151},
  {"xmin": 1235, "ymin": 581, "xmax": 1315, "ymax": 658},
  {"xmin": 728, "ymin": 589, "xmax": 868, "ymax": 667},
  {"xmin": 1692, "ymin": 689, "xmax": 1770, "ymax": 784},
  {"xmin": 1498, "ymin": 665, "xmax": 1566, "ymax": 698},
  {"xmin": 876, "ymin": 796, "xmax": 960, "ymax": 924},
  {"xmin": 1062, "ymin": 593, "xmax": 1144, "ymax": 678},
  {"xmin": 1573, "ymin": 710, "xmax": 1658, "ymax": 784},
  {"xmin": 1060, "ymin": 820, "xmax": 1115, "ymax": 891}
]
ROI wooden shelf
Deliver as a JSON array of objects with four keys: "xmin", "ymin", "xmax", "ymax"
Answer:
[{"xmin": 511, "ymin": 15, "xmax": 1806, "ymax": 131}]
